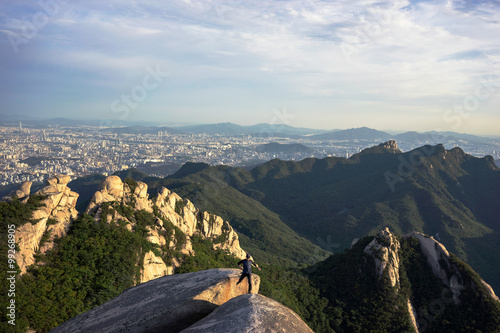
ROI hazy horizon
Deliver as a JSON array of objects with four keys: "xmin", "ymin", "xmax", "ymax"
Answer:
[{"xmin": 1, "ymin": 0, "xmax": 499, "ymax": 136}]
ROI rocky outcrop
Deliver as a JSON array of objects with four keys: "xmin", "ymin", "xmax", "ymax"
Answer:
[
  {"xmin": 85, "ymin": 176, "xmax": 246, "ymax": 283},
  {"xmin": 365, "ymin": 228, "xmax": 421, "ymax": 332},
  {"xmin": 379, "ymin": 140, "xmax": 401, "ymax": 153},
  {"xmin": 181, "ymin": 293, "xmax": 314, "ymax": 333},
  {"xmin": 153, "ymin": 187, "xmax": 244, "ymax": 259},
  {"xmin": 481, "ymin": 280, "xmax": 500, "ymax": 303},
  {"xmin": 2, "ymin": 180, "xmax": 32, "ymax": 203},
  {"xmin": 409, "ymin": 232, "xmax": 465, "ymax": 304},
  {"xmin": 50, "ymin": 269, "xmax": 260, "ymax": 333},
  {"xmin": 364, "ymin": 227, "xmax": 401, "ymax": 288},
  {"xmin": 11, "ymin": 175, "xmax": 79, "ymax": 274},
  {"xmin": 86, "ymin": 175, "xmax": 132, "ymax": 214}
]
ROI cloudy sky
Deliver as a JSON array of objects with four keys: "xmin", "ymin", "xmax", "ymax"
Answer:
[{"xmin": 0, "ymin": 0, "xmax": 499, "ymax": 134}]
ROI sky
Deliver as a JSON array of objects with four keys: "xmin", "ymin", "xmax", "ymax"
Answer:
[{"xmin": 0, "ymin": 0, "xmax": 499, "ymax": 135}]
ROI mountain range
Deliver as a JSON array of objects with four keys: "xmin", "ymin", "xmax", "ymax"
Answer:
[
  {"xmin": 2, "ymin": 116, "xmax": 498, "ymax": 143},
  {"xmin": 56, "ymin": 140, "xmax": 500, "ymax": 292},
  {"xmin": 1, "ymin": 140, "xmax": 500, "ymax": 332},
  {"xmin": 1, "ymin": 163, "xmax": 499, "ymax": 332},
  {"xmin": 115, "ymin": 141, "xmax": 499, "ymax": 292},
  {"xmin": 106, "ymin": 124, "xmax": 499, "ymax": 143}
]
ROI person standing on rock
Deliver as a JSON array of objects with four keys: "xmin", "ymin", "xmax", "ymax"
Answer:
[{"xmin": 237, "ymin": 253, "xmax": 261, "ymax": 293}]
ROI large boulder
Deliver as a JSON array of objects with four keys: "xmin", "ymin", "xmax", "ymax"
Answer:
[
  {"xmin": 98, "ymin": 175, "xmax": 124, "ymax": 198},
  {"xmin": 50, "ymin": 269, "xmax": 260, "ymax": 333},
  {"xmin": 2, "ymin": 180, "xmax": 32, "ymax": 202},
  {"xmin": 19, "ymin": 181, "xmax": 32, "ymax": 198},
  {"xmin": 181, "ymin": 294, "xmax": 314, "ymax": 333}
]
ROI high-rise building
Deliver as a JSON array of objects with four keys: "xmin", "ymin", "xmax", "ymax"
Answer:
[{"xmin": 19, "ymin": 121, "xmax": 23, "ymax": 132}]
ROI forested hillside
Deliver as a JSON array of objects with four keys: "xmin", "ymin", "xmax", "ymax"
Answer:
[{"xmin": 158, "ymin": 142, "xmax": 500, "ymax": 292}]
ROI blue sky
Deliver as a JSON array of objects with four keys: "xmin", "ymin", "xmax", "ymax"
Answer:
[{"xmin": 0, "ymin": 0, "xmax": 499, "ymax": 134}]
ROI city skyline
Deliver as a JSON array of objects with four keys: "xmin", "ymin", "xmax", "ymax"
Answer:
[{"xmin": 1, "ymin": 0, "xmax": 499, "ymax": 135}]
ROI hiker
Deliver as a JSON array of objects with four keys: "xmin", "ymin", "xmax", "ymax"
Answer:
[{"xmin": 237, "ymin": 253, "xmax": 261, "ymax": 293}]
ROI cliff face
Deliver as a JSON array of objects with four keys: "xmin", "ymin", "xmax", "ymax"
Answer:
[
  {"xmin": 5, "ymin": 175, "xmax": 79, "ymax": 274},
  {"xmin": 85, "ymin": 175, "xmax": 246, "ymax": 283}
]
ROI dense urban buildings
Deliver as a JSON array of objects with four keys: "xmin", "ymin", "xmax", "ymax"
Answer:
[{"xmin": 1, "ymin": 123, "xmax": 499, "ymax": 187}]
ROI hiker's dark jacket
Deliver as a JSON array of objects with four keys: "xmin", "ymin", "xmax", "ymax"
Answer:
[{"xmin": 238, "ymin": 259, "xmax": 258, "ymax": 274}]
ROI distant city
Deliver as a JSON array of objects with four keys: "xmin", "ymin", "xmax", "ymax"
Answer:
[{"xmin": 1, "ymin": 120, "xmax": 499, "ymax": 187}]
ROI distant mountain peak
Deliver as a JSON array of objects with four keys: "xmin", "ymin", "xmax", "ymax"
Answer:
[
  {"xmin": 354, "ymin": 139, "xmax": 401, "ymax": 156},
  {"xmin": 378, "ymin": 140, "xmax": 400, "ymax": 152},
  {"xmin": 310, "ymin": 126, "xmax": 392, "ymax": 141}
]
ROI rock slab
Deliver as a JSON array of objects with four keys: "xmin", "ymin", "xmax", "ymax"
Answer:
[
  {"xmin": 50, "ymin": 269, "xmax": 260, "ymax": 333},
  {"xmin": 181, "ymin": 293, "xmax": 314, "ymax": 333}
]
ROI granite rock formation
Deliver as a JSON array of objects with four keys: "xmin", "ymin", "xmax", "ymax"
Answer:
[
  {"xmin": 364, "ymin": 228, "xmax": 419, "ymax": 332},
  {"xmin": 379, "ymin": 139, "xmax": 401, "ymax": 152},
  {"xmin": 364, "ymin": 227, "xmax": 401, "ymax": 288},
  {"xmin": 50, "ymin": 269, "xmax": 260, "ymax": 333},
  {"xmin": 5, "ymin": 175, "xmax": 79, "ymax": 274},
  {"xmin": 85, "ymin": 176, "xmax": 246, "ymax": 283},
  {"xmin": 407, "ymin": 231, "xmax": 498, "ymax": 305},
  {"xmin": 181, "ymin": 293, "xmax": 314, "ymax": 333}
]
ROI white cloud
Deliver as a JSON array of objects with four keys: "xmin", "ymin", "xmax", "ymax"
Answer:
[{"xmin": 0, "ymin": 0, "xmax": 499, "ymax": 133}]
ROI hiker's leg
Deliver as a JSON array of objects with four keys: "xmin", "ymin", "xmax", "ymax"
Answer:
[
  {"xmin": 247, "ymin": 274, "xmax": 252, "ymax": 293},
  {"xmin": 237, "ymin": 274, "xmax": 246, "ymax": 285}
]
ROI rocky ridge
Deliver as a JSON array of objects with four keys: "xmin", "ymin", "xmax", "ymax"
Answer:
[
  {"xmin": 85, "ymin": 175, "xmax": 246, "ymax": 283},
  {"xmin": 363, "ymin": 228, "xmax": 499, "ymax": 333},
  {"xmin": 408, "ymin": 231, "xmax": 500, "ymax": 305},
  {"xmin": 3, "ymin": 175, "xmax": 79, "ymax": 274},
  {"xmin": 4, "ymin": 175, "xmax": 246, "ymax": 283},
  {"xmin": 364, "ymin": 228, "xmax": 418, "ymax": 332}
]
